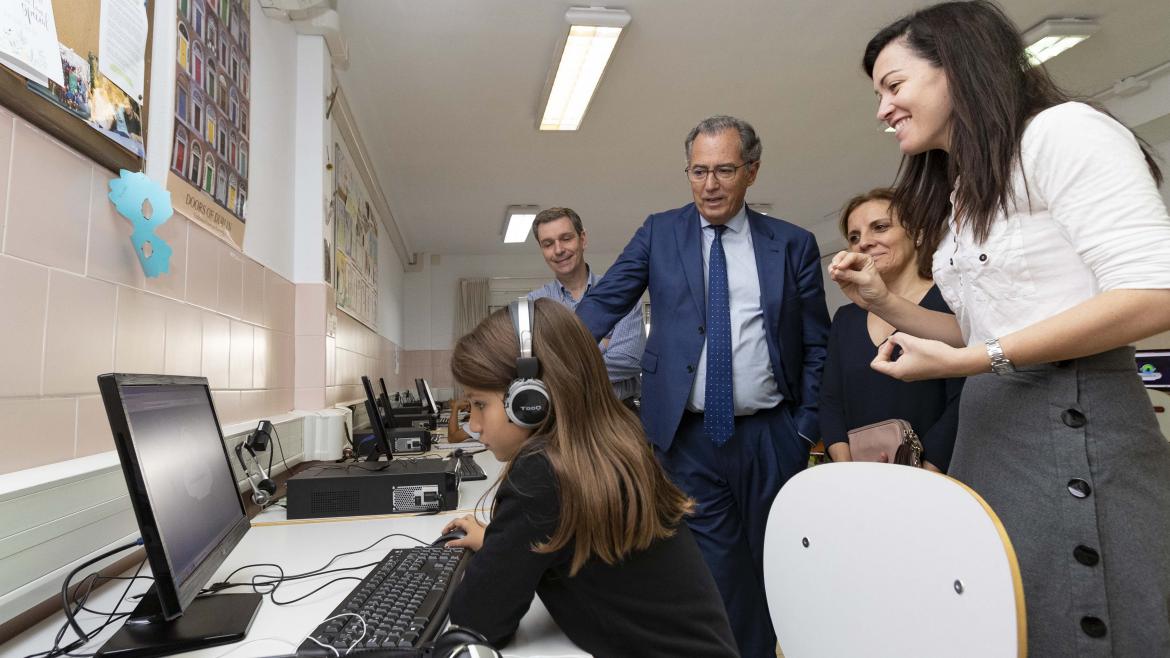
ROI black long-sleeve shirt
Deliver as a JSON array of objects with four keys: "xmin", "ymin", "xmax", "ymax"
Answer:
[
  {"xmin": 819, "ymin": 286, "xmax": 963, "ymax": 471},
  {"xmin": 448, "ymin": 449, "xmax": 738, "ymax": 657}
]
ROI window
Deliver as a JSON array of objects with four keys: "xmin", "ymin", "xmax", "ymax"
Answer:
[
  {"xmin": 236, "ymin": 187, "xmax": 246, "ymax": 216},
  {"xmin": 229, "ymin": 89, "xmax": 237, "ymax": 123},
  {"xmin": 194, "ymin": 6, "xmax": 203, "ymax": 36},
  {"xmin": 219, "ymin": 0, "xmax": 228, "ymax": 24},
  {"xmin": 180, "ymin": 0, "xmax": 188, "ymax": 17},
  {"xmin": 190, "ymin": 142, "xmax": 202, "ymax": 185},
  {"xmin": 206, "ymin": 66, "xmax": 215, "ymax": 95},
  {"xmin": 217, "ymin": 79, "xmax": 227, "ymax": 112},
  {"xmin": 239, "ymin": 109, "xmax": 247, "ymax": 137},
  {"xmin": 238, "ymin": 147, "xmax": 247, "ymax": 178},
  {"xmin": 192, "ymin": 44, "xmax": 203, "ymax": 87},
  {"xmin": 230, "ymin": 54, "xmax": 239, "ymax": 83},
  {"xmin": 228, "ymin": 176, "xmax": 237, "ymax": 211},
  {"xmin": 208, "ymin": 16, "xmax": 216, "ymax": 48},
  {"xmin": 177, "ymin": 24, "xmax": 190, "ymax": 71},
  {"xmin": 172, "ymin": 128, "xmax": 187, "ymax": 173},
  {"xmin": 216, "ymin": 170, "xmax": 228, "ymax": 204},
  {"xmin": 206, "ymin": 113, "xmax": 215, "ymax": 145},
  {"xmin": 219, "ymin": 34, "xmax": 227, "ymax": 64},
  {"xmin": 176, "ymin": 85, "xmax": 188, "ymax": 123},
  {"xmin": 205, "ymin": 160, "xmax": 215, "ymax": 194},
  {"xmin": 218, "ymin": 126, "xmax": 227, "ymax": 158}
]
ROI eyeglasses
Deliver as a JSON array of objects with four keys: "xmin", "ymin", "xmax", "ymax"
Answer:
[{"xmin": 684, "ymin": 161, "xmax": 755, "ymax": 182}]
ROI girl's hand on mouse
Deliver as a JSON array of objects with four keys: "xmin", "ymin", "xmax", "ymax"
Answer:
[{"xmin": 442, "ymin": 514, "xmax": 486, "ymax": 551}]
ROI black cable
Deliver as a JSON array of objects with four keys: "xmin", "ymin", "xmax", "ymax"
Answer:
[
  {"xmin": 270, "ymin": 424, "xmax": 292, "ymax": 475},
  {"xmin": 25, "ymin": 543, "xmax": 143, "ymax": 658}
]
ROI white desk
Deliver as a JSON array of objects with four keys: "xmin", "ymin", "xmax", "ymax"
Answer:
[{"xmin": 4, "ymin": 449, "xmax": 590, "ymax": 658}]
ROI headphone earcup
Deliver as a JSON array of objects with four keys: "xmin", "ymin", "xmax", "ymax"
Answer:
[
  {"xmin": 430, "ymin": 627, "xmax": 498, "ymax": 658},
  {"xmin": 504, "ymin": 379, "xmax": 550, "ymax": 429},
  {"xmin": 258, "ymin": 477, "xmax": 277, "ymax": 495}
]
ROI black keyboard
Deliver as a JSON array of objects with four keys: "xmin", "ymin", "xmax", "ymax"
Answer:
[
  {"xmin": 297, "ymin": 546, "xmax": 469, "ymax": 655},
  {"xmin": 454, "ymin": 452, "xmax": 487, "ymax": 481}
]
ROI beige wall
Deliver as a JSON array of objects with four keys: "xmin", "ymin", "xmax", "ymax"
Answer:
[{"xmin": 0, "ymin": 111, "xmax": 297, "ymax": 475}]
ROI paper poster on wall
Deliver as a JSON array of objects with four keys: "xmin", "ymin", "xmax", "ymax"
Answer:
[
  {"xmin": 0, "ymin": 0, "xmax": 64, "ymax": 86},
  {"xmin": 168, "ymin": 0, "xmax": 250, "ymax": 250},
  {"xmin": 331, "ymin": 127, "xmax": 379, "ymax": 330}
]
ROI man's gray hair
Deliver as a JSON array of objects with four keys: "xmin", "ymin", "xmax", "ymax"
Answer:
[{"xmin": 684, "ymin": 115, "xmax": 762, "ymax": 164}]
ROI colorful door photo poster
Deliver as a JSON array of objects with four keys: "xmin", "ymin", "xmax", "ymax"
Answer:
[
  {"xmin": 19, "ymin": 0, "xmax": 146, "ymax": 157},
  {"xmin": 331, "ymin": 132, "xmax": 379, "ymax": 330},
  {"xmin": 168, "ymin": 0, "xmax": 250, "ymax": 250}
]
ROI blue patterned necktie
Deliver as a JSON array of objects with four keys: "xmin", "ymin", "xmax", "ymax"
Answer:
[{"xmin": 704, "ymin": 224, "xmax": 734, "ymax": 445}]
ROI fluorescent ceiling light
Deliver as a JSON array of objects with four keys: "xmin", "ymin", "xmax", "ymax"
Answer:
[
  {"xmin": 539, "ymin": 7, "xmax": 631, "ymax": 131},
  {"xmin": 503, "ymin": 206, "xmax": 539, "ymax": 243},
  {"xmin": 1023, "ymin": 18, "xmax": 1098, "ymax": 66}
]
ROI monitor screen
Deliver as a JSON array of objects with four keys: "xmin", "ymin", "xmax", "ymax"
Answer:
[
  {"xmin": 1137, "ymin": 351, "xmax": 1170, "ymax": 390},
  {"xmin": 379, "ymin": 377, "xmax": 390, "ymax": 400},
  {"xmin": 361, "ymin": 375, "xmax": 393, "ymax": 459},
  {"xmin": 98, "ymin": 374, "xmax": 250, "ymax": 619},
  {"xmin": 416, "ymin": 378, "xmax": 438, "ymax": 415}
]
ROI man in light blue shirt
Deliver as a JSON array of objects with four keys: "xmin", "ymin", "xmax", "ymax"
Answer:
[{"xmin": 528, "ymin": 207, "xmax": 645, "ymax": 403}]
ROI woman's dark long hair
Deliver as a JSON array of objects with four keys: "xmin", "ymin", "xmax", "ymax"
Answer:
[{"xmin": 863, "ymin": 0, "xmax": 1162, "ymax": 278}]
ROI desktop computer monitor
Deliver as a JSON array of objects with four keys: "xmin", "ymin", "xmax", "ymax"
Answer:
[
  {"xmin": 378, "ymin": 377, "xmax": 392, "ymax": 409},
  {"xmin": 96, "ymin": 373, "xmax": 261, "ymax": 657},
  {"xmin": 361, "ymin": 375, "xmax": 395, "ymax": 461},
  {"xmin": 1137, "ymin": 350, "xmax": 1170, "ymax": 390},
  {"xmin": 416, "ymin": 378, "xmax": 438, "ymax": 415}
]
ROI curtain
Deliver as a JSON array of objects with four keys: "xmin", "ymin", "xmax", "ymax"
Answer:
[{"xmin": 453, "ymin": 278, "xmax": 490, "ymax": 398}]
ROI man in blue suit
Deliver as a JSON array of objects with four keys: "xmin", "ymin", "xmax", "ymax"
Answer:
[{"xmin": 576, "ymin": 116, "xmax": 830, "ymax": 657}]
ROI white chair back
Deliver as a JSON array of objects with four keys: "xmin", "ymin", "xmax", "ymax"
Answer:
[{"xmin": 763, "ymin": 462, "xmax": 1025, "ymax": 658}]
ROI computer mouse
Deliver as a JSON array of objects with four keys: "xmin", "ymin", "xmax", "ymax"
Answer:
[{"xmin": 432, "ymin": 527, "xmax": 467, "ymax": 546}]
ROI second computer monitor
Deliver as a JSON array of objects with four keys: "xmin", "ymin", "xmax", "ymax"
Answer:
[
  {"xmin": 415, "ymin": 378, "xmax": 438, "ymax": 415},
  {"xmin": 361, "ymin": 375, "xmax": 394, "ymax": 460}
]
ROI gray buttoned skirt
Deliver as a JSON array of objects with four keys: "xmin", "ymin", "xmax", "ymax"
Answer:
[{"xmin": 949, "ymin": 347, "xmax": 1170, "ymax": 658}]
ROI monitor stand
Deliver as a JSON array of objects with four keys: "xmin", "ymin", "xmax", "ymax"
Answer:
[{"xmin": 97, "ymin": 585, "xmax": 262, "ymax": 658}]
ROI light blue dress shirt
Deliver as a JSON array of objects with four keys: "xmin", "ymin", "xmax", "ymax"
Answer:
[
  {"xmin": 687, "ymin": 206, "xmax": 784, "ymax": 415},
  {"xmin": 529, "ymin": 266, "xmax": 646, "ymax": 400}
]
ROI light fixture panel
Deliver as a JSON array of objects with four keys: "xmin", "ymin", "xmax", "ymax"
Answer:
[
  {"xmin": 502, "ymin": 205, "xmax": 540, "ymax": 244},
  {"xmin": 1022, "ymin": 18, "xmax": 1098, "ymax": 66},
  {"xmin": 538, "ymin": 7, "xmax": 632, "ymax": 132}
]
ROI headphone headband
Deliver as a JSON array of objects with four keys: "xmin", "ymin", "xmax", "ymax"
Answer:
[{"xmin": 505, "ymin": 298, "xmax": 550, "ymax": 428}]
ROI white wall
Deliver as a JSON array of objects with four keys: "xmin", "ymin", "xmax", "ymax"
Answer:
[
  {"xmin": 291, "ymin": 35, "xmax": 331, "ymax": 284},
  {"xmin": 403, "ymin": 250, "xmax": 624, "ymax": 350},
  {"xmin": 241, "ymin": 0, "xmax": 299, "ymax": 280},
  {"xmin": 378, "ymin": 225, "xmax": 406, "ymax": 345}
]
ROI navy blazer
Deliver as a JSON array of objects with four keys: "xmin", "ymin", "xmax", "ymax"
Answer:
[{"xmin": 577, "ymin": 203, "xmax": 831, "ymax": 452}]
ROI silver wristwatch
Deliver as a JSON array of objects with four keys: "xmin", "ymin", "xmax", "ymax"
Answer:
[{"xmin": 984, "ymin": 338, "xmax": 1015, "ymax": 375}]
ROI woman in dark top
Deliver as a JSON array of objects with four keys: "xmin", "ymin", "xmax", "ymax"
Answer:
[
  {"xmin": 442, "ymin": 298, "xmax": 738, "ymax": 657},
  {"xmin": 820, "ymin": 188, "xmax": 962, "ymax": 471}
]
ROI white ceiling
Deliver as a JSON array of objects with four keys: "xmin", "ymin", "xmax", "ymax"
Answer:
[{"xmin": 334, "ymin": 0, "xmax": 1170, "ymax": 257}]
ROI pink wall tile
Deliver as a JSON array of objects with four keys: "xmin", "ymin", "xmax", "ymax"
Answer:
[
  {"xmin": 43, "ymin": 272, "xmax": 116, "ymax": 395},
  {"xmin": 295, "ymin": 387, "xmax": 325, "ymax": 411},
  {"xmin": 5, "ymin": 122, "xmax": 90, "ymax": 273},
  {"xmin": 239, "ymin": 389, "xmax": 266, "ymax": 421},
  {"xmin": 217, "ymin": 248, "xmax": 244, "ymax": 319},
  {"xmin": 325, "ymin": 335, "xmax": 336, "ymax": 386},
  {"xmin": 271, "ymin": 331, "xmax": 294, "ymax": 389},
  {"xmin": 76, "ymin": 395, "xmax": 114, "ymax": 457},
  {"xmin": 242, "ymin": 259, "xmax": 264, "ymax": 324},
  {"xmin": 0, "ymin": 255, "xmax": 48, "ymax": 396},
  {"xmin": 0, "ymin": 109, "xmax": 13, "ymax": 237},
  {"xmin": 326, "ymin": 386, "xmax": 341, "ymax": 406},
  {"xmin": 271, "ymin": 388, "xmax": 293, "ymax": 417},
  {"xmin": 295, "ymin": 283, "xmax": 326, "ymax": 337},
  {"xmin": 229, "ymin": 320, "xmax": 253, "ymax": 389},
  {"xmin": 201, "ymin": 312, "xmax": 230, "ymax": 389},
  {"xmin": 212, "ymin": 390, "xmax": 241, "ymax": 425},
  {"xmin": 186, "ymin": 225, "xmax": 219, "ymax": 309},
  {"xmin": 252, "ymin": 326, "xmax": 270, "ymax": 389},
  {"xmin": 164, "ymin": 300, "xmax": 202, "ymax": 376},
  {"xmin": 0, "ymin": 397, "xmax": 77, "ymax": 474},
  {"xmin": 266, "ymin": 271, "xmax": 294, "ymax": 335},
  {"xmin": 114, "ymin": 288, "xmax": 167, "ymax": 373},
  {"xmin": 143, "ymin": 215, "xmax": 188, "ymax": 301},
  {"xmin": 295, "ymin": 334, "xmax": 325, "ymax": 389},
  {"xmin": 86, "ymin": 169, "xmax": 146, "ymax": 289},
  {"xmin": 325, "ymin": 286, "xmax": 337, "ymax": 337}
]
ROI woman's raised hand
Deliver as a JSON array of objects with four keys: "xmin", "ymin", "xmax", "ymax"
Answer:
[{"xmin": 828, "ymin": 251, "xmax": 889, "ymax": 310}]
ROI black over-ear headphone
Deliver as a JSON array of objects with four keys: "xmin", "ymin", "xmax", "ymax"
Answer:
[
  {"xmin": 504, "ymin": 297, "xmax": 550, "ymax": 429},
  {"xmin": 428, "ymin": 626, "xmax": 499, "ymax": 657},
  {"xmin": 234, "ymin": 420, "xmax": 277, "ymax": 505}
]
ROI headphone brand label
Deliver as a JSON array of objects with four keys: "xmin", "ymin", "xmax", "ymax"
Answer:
[{"xmin": 521, "ymin": 405, "xmax": 544, "ymax": 412}]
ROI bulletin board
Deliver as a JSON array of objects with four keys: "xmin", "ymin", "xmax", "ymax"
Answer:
[
  {"xmin": 331, "ymin": 129, "xmax": 380, "ymax": 331},
  {"xmin": 0, "ymin": 0, "xmax": 153, "ymax": 174}
]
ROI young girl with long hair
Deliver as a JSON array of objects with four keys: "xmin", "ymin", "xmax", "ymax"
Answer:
[
  {"xmin": 442, "ymin": 298, "xmax": 737, "ymax": 657},
  {"xmin": 830, "ymin": 1, "xmax": 1170, "ymax": 654}
]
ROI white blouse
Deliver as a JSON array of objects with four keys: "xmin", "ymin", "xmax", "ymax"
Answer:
[{"xmin": 933, "ymin": 102, "xmax": 1170, "ymax": 345}]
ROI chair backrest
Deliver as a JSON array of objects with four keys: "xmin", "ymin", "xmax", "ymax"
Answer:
[{"xmin": 763, "ymin": 463, "xmax": 1025, "ymax": 658}]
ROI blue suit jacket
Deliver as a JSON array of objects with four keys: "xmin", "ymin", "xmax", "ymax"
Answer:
[{"xmin": 576, "ymin": 203, "xmax": 831, "ymax": 452}]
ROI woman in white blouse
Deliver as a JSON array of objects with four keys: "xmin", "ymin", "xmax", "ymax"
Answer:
[{"xmin": 830, "ymin": 2, "xmax": 1170, "ymax": 656}]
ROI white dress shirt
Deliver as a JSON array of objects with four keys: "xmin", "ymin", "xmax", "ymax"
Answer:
[
  {"xmin": 933, "ymin": 102, "xmax": 1170, "ymax": 345},
  {"xmin": 688, "ymin": 206, "xmax": 784, "ymax": 414}
]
